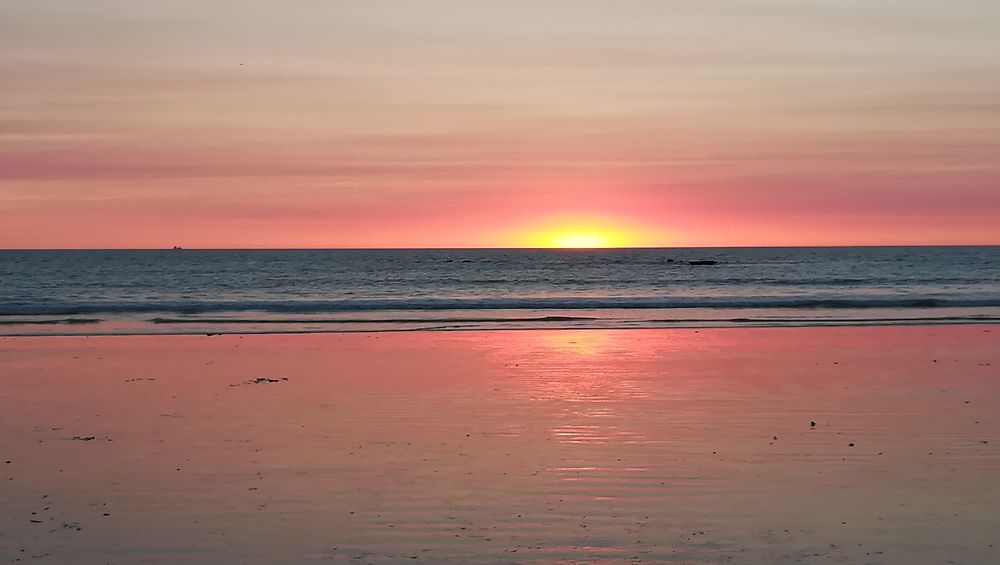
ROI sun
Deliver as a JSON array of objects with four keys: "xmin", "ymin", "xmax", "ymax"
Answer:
[
  {"xmin": 549, "ymin": 231, "xmax": 612, "ymax": 249},
  {"xmin": 509, "ymin": 218, "xmax": 647, "ymax": 248}
]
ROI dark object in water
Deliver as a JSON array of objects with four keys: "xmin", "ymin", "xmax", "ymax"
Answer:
[
  {"xmin": 689, "ymin": 260, "xmax": 718, "ymax": 266},
  {"xmin": 810, "ymin": 421, "xmax": 817, "ymax": 427},
  {"xmin": 172, "ymin": 246, "xmax": 183, "ymax": 250}
]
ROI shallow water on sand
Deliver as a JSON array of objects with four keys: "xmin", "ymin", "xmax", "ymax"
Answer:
[{"xmin": 1, "ymin": 326, "xmax": 998, "ymax": 563}]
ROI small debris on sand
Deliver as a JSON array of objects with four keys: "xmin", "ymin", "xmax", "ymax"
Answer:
[
  {"xmin": 71, "ymin": 436, "xmax": 96, "ymax": 442},
  {"xmin": 810, "ymin": 421, "xmax": 817, "ymax": 427},
  {"xmin": 230, "ymin": 377, "xmax": 290, "ymax": 387}
]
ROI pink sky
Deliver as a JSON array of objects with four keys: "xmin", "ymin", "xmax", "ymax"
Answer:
[{"xmin": 2, "ymin": 1, "xmax": 998, "ymax": 248}]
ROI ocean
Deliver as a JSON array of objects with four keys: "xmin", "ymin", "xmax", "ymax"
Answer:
[{"xmin": 1, "ymin": 246, "xmax": 998, "ymax": 335}]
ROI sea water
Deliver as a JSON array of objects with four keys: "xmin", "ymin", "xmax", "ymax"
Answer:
[{"xmin": 1, "ymin": 246, "xmax": 998, "ymax": 335}]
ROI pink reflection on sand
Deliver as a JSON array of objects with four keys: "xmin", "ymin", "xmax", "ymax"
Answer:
[{"xmin": 1, "ymin": 327, "xmax": 999, "ymax": 563}]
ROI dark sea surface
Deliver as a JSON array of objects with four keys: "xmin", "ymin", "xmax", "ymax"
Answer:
[{"xmin": 1, "ymin": 247, "xmax": 998, "ymax": 335}]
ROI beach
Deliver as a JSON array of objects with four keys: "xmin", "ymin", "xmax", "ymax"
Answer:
[
  {"xmin": 5, "ymin": 0, "xmax": 999, "ymax": 562},
  {"xmin": 0, "ymin": 325, "xmax": 997, "ymax": 563}
]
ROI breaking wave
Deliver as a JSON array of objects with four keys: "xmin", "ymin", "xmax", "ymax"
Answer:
[{"xmin": 4, "ymin": 295, "xmax": 1000, "ymax": 317}]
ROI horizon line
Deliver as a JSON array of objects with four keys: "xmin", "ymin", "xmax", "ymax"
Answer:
[{"xmin": 2, "ymin": 244, "xmax": 999, "ymax": 252}]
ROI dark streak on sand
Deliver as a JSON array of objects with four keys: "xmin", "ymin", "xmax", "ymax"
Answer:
[{"xmin": 230, "ymin": 377, "xmax": 290, "ymax": 387}]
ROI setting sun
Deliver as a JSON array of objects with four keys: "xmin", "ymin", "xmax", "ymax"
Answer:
[
  {"xmin": 550, "ymin": 232, "xmax": 611, "ymax": 249},
  {"xmin": 507, "ymin": 217, "xmax": 663, "ymax": 248},
  {"xmin": 527, "ymin": 226, "xmax": 633, "ymax": 249}
]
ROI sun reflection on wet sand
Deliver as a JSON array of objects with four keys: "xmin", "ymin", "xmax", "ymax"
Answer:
[{"xmin": 535, "ymin": 330, "xmax": 626, "ymax": 356}]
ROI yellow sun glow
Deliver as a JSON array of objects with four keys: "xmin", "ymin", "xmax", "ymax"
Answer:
[
  {"xmin": 518, "ymin": 223, "xmax": 638, "ymax": 248},
  {"xmin": 550, "ymin": 231, "xmax": 611, "ymax": 249}
]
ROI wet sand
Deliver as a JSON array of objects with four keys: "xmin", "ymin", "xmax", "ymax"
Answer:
[{"xmin": 1, "ymin": 326, "xmax": 998, "ymax": 564}]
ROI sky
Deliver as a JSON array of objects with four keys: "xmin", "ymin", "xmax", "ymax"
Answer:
[{"xmin": 2, "ymin": 0, "xmax": 999, "ymax": 248}]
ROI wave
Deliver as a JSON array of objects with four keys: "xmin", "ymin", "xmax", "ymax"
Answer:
[
  {"xmin": 150, "ymin": 315, "xmax": 597, "ymax": 325},
  {"xmin": 0, "ymin": 318, "xmax": 101, "ymax": 325},
  {"xmin": 3, "ymin": 315, "xmax": 999, "ymax": 337},
  {"xmin": 3, "ymin": 295, "xmax": 1000, "ymax": 316},
  {"xmin": 145, "ymin": 314, "xmax": 1000, "ymax": 326}
]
